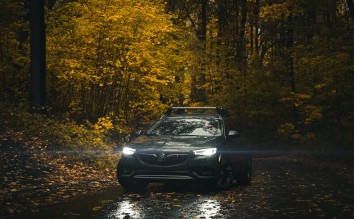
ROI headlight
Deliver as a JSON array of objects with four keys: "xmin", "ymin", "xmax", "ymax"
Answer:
[
  {"xmin": 193, "ymin": 148, "xmax": 217, "ymax": 156},
  {"xmin": 122, "ymin": 147, "xmax": 136, "ymax": 155}
]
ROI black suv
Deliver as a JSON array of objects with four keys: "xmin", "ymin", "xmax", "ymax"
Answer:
[{"xmin": 117, "ymin": 107, "xmax": 252, "ymax": 191}]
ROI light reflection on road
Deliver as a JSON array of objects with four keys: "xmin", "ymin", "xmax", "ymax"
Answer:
[
  {"xmin": 181, "ymin": 198, "xmax": 222, "ymax": 219},
  {"xmin": 102, "ymin": 197, "xmax": 222, "ymax": 219},
  {"xmin": 97, "ymin": 183, "xmax": 224, "ymax": 219},
  {"xmin": 106, "ymin": 200, "xmax": 141, "ymax": 219},
  {"xmin": 195, "ymin": 199, "xmax": 221, "ymax": 218}
]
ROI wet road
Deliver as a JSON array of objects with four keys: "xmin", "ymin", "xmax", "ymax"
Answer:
[{"xmin": 22, "ymin": 156, "xmax": 354, "ymax": 219}]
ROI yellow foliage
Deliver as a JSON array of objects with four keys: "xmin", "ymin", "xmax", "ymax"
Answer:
[
  {"xmin": 94, "ymin": 116, "xmax": 114, "ymax": 135},
  {"xmin": 261, "ymin": 2, "xmax": 303, "ymax": 20},
  {"xmin": 46, "ymin": 0, "xmax": 196, "ymax": 125}
]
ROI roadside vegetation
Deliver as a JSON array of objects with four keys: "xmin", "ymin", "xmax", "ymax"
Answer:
[{"xmin": 0, "ymin": 103, "xmax": 120, "ymax": 216}]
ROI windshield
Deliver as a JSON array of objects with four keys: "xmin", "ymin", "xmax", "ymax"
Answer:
[{"xmin": 146, "ymin": 117, "xmax": 222, "ymax": 136}]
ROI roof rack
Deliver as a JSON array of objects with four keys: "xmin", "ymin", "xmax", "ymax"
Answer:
[{"xmin": 164, "ymin": 107, "xmax": 229, "ymax": 118}]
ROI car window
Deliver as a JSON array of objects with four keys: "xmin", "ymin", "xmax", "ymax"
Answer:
[{"xmin": 146, "ymin": 117, "xmax": 222, "ymax": 136}]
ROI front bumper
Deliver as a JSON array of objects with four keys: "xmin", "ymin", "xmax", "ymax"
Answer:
[{"xmin": 118, "ymin": 152, "xmax": 220, "ymax": 182}]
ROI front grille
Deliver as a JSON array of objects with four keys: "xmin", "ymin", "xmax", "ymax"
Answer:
[{"xmin": 138, "ymin": 153, "xmax": 189, "ymax": 166}]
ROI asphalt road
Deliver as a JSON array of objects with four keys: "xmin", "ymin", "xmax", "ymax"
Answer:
[{"xmin": 20, "ymin": 155, "xmax": 354, "ymax": 219}]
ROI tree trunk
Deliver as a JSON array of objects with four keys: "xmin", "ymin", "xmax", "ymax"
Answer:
[
  {"xmin": 167, "ymin": 0, "xmax": 177, "ymax": 12},
  {"xmin": 346, "ymin": 0, "xmax": 354, "ymax": 22},
  {"xmin": 29, "ymin": 0, "xmax": 46, "ymax": 111},
  {"xmin": 236, "ymin": 0, "xmax": 248, "ymax": 75},
  {"xmin": 255, "ymin": 0, "xmax": 260, "ymax": 53},
  {"xmin": 286, "ymin": 13, "xmax": 298, "ymax": 128},
  {"xmin": 200, "ymin": 0, "xmax": 207, "ymax": 41},
  {"xmin": 192, "ymin": 0, "xmax": 208, "ymax": 103}
]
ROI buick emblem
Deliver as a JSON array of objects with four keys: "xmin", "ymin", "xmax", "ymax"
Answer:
[{"xmin": 157, "ymin": 153, "xmax": 166, "ymax": 162}]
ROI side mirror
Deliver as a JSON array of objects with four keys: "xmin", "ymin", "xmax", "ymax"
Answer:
[{"xmin": 228, "ymin": 130, "xmax": 241, "ymax": 138}]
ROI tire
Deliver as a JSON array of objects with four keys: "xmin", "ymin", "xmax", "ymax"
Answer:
[
  {"xmin": 237, "ymin": 159, "xmax": 252, "ymax": 186},
  {"xmin": 117, "ymin": 161, "xmax": 147, "ymax": 192},
  {"xmin": 215, "ymin": 158, "xmax": 234, "ymax": 190}
]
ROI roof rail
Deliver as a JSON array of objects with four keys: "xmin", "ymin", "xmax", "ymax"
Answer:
[{"xmin": 164, "ymin": 107, "xmax": 229, "ymax": 118}]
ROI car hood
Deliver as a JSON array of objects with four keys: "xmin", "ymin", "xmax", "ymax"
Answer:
[{"xmin": 126, "ymin": 135, "xmax": 222, "ymax": 152}]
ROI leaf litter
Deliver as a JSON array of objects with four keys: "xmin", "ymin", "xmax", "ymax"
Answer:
[{"xmin": 0, "ymin": 130, "xmax": 119, "ymax": 217}]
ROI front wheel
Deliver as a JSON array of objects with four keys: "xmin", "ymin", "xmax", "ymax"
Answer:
[
  {"xmin": 215, "ymin": 158, "xmax": 234, "ymax": 190},
  {"xmin": 237, "ymin": 159, "xmax": 252, "ymax": 186},
  {"xmin": 117, "ymin": 161, "xmax": 147, "ymax": 192}
]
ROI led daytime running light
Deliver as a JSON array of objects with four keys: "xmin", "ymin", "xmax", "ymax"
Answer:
[
  {"xmin": 193, "ymin": 148, "xmax": 217, "ymax": 156},
  {"xmin": 122, "ymin": 147, "xmax": 136, "ymax": 155}
]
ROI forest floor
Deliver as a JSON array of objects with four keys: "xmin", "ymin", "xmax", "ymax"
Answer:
[
  {"xmin": 0, "ymin": 129, "xmax": 119, "ymax": 218},
  {"xmin": 10, "ymin": 155, "xmax": 354, "ymax": 219},
  {"xmin": 1, "ymin": 127, "xmax": 354, "ymax": 218}
]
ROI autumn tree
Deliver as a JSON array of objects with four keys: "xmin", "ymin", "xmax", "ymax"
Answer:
[
  {"xmin": 166, "ymin": 0, "xmax": 354, "ymax": 149},
  {"xmin": 1, "ymin": 0, "xmax": 353, "ymax": 150},
  {"xmin": 0, "ymin": 0, "xmax": 29, "ymax": 103},
  {"xmin": 46, "ymin": 0, "xmax": 196, "ymax": 132}
]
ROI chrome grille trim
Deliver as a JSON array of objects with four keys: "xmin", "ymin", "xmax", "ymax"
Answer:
[{"xmin": 137, "ymin": 152, "xmax": 189, "ymax": 166}]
